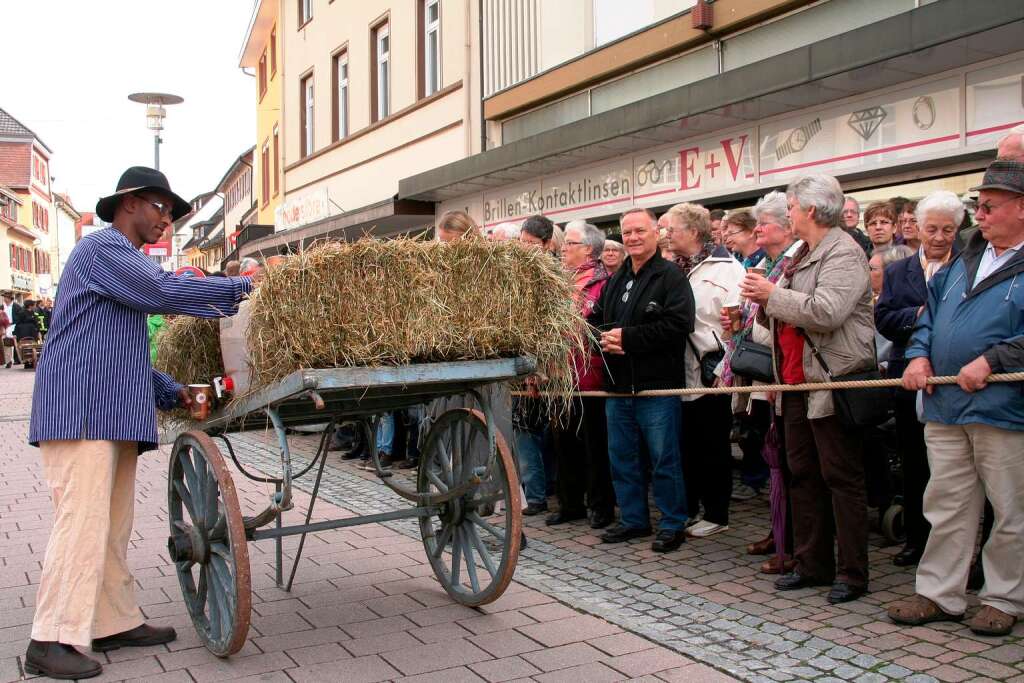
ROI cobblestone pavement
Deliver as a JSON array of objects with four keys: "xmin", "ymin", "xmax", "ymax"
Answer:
[
  {"xmin": 221, "ymin": 417, "xmax": 1024, "ymax": 683},
  {"xmin": 0, "ymin": 369, "xmax": 732, "ymax": 683}
]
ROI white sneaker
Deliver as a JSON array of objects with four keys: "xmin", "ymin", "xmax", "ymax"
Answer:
[
  {"xmin": 685, "ymin": 514, "xmax": 703, "ymax": 529},
  {"xmin": 731, "ymin": 484, "xmax": 760, "ymax": 501},
  {"xmin": 687, "ymin": 520, "xmax": 729, "ymax": 538}
]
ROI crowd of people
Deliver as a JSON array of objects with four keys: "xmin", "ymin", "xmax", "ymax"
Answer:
[
  {"xmin": 2, "ymin": 293, "xmax": 53, "ymax": 368},
  {"xmin": 347, "ymin": 128, "xmax": 1023, "ymax": 635}
]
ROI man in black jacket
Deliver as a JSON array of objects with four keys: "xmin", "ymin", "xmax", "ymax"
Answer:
[{"xmin": 589, "ymin": 208, "xmax": 694, "ymax": 552}]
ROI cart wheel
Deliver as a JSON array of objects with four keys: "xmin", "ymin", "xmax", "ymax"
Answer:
[
  {"xmin": 167, "ymin": 431, "xmax": 251, "ymax": 657},
  {"xmin": 881, "ymin": 503, "xmax": 906, "ymax": 544},
  {"xmin": 418, "ymin": 408, "xmax": 522, "ymax": 607}
]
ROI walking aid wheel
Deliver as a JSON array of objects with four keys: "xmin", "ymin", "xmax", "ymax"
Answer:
[
  {"xmin": 881, "ymin": 503, "xmax": 906, "ymax": 545},
  {"xmin": 168, "ymin": 431, "xmax": 252, "ymax": 657},
  {"xmin": 418, "ymin": 408, "xmax": 522, "ymax": 606}
]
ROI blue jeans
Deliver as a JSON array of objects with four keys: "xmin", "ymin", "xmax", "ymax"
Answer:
[
  {"xmin": 514, "ymin": 428, "xmax": 548, "ymax": 506},
  {"xmin": 606, "ymin": 396, "xmax": 688, "ymax": 531},
  {"xmin": 375, "ymin": 413, "xmax": 395, "ymax": 456}
]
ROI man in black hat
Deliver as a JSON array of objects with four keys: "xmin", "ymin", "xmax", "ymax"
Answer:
[
  {"xmin": 25, "ymin": 167, "xmax": 256, "ymax": 679},
  {"xmin": 889, "ymin": 160, "xmax": 1024, "ymax": 637}
]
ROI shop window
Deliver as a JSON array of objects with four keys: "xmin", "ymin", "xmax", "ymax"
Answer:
[
  {"xmin": 300, "ymin": 73, "xmax": 315, "ymax": 157},
  {"xmin": 420, "ymin": 0, "xmax": 441, "ymax": 98},
  {"xmin": 371, "ymin": 22, "xmax": 390, "ymax": 122}
]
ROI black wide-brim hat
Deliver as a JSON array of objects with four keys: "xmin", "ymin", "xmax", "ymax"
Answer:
[{"xmin": 95, "ymin": 166, "xmax": 191, "ymax": 222}]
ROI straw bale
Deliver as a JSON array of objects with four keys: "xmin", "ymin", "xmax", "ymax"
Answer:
[{"xmin": 245, "ymin": 237, "xmax": 586, "ymax": 397}]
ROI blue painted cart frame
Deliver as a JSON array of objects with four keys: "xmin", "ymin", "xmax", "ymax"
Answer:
[{"xmin": 164, "ymin": 357, "xmax": 535, "ymax": 657}]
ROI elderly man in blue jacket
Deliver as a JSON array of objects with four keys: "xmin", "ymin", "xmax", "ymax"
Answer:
[
  {"xmin": 887, "ymin": 160, "xmax": 1024, "ymax": 637},
  {"xmin": 25, "ymin": 167, "xmax": 256, "ymax": 679}
]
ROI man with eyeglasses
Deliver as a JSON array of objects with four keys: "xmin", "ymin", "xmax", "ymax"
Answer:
[
  {"xmin": 890, "ymin": 160, "xmax": 1024, "ymax": 638},
  {"xmin": 25, "ymin": 167, "xmax": 257, "ymax": 679}
]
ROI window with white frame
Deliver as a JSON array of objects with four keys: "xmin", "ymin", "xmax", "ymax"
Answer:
[
  {"xmin": 424, "ymin": 0, "xmax": 441, "ymax": 96},
  {"xmin": 301, "ymin": 74, "xmax": 314, "ymax": 157},
  {"xmin": 335, "ymin": 51, "xmax": 349, "ymax": 139},
  {"xmin": 374, "ymin": 23, "xmax": 390, "ymax": 121},
  {"xmin": 299, "ymin": 0, "xmax": 312, "ymax": 25}
]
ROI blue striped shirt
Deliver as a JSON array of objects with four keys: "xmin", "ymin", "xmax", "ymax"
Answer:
[{"xmin": 29, "ymin": 228, "xmax": 252, "ymax": 452}]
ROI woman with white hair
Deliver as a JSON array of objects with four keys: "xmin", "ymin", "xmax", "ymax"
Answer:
[
  {"xmin": 665, "ymin": 202, "xmax": 745, "ymax": 539},
  {"xmin": 875, "ymin": 190, "xmax": 963, "ymax": 568},
  {"xmin": 740, "ymin": 173, "xmax": 875, "ymax": 604},
  {"xmin": 720, "ymin": 190, "xmax": 801, "ymax": 573}
]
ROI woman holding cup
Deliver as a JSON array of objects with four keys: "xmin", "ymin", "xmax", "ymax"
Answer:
[
  {"xmin": 719, "ymin": 191, "xmax": 802, "ymax": 571},
  {"xmin": 739, "ymin": 173, "xmax": 875, "ymax": 604},
  {"xmin": 663, "ymin": 203, "xmax": 745, "ymax": 538}
]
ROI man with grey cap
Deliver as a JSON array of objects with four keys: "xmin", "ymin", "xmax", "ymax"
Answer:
[{"xmin": 888, "ymin": 160, "xmax": 1024, "ymax": 637}]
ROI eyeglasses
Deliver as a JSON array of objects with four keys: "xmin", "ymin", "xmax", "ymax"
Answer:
[
  {"xmin": 134, "ymin": 195, "xmax": 172, "ymax": 217},
  {"xmin": 976, "ymin": 196, "xmax": 1022, "ymax": 215},
  {"xmin": 722, "ymin": 230, "xmax": 747, "ymax": 239},
  {"xmin": 562, "ymin": 240, "xmax": 586, "ymax": 247}
]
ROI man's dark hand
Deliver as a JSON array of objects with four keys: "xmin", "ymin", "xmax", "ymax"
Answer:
[{"xmin": 178, "ymin": 386, "xmax": 193, "ymax": 409}]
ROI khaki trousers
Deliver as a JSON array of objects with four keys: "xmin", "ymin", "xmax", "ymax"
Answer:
[
  {"xmin": 31, "ymin": 440, "xmax": 144, "ymax": 647},
  {"xmin": 917, "ymin": 422, "xmax": 1024, "ymax": 616}
]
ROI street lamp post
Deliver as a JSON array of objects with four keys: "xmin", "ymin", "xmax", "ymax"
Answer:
[{"xmin": 128, "ymin": 92, "xmax": 184, "ymax": 170}]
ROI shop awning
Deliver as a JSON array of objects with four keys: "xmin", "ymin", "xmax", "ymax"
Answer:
[
  {"xmin": 239, "ymin": 198, "xmax": 437, "ymax": 258},
  {"xmin": 399, "ymin": 0, "xmax": 1023, "ymax": 203}
]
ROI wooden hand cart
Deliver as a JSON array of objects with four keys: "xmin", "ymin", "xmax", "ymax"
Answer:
[{"xmin": 163, "ymin": 357, "xmax": 533, "ymax": 657}]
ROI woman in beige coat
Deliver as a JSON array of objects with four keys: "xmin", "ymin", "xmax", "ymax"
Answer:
[{"xmin": 741, "ymin": 173, "xmax": 875, "ymax": 604}]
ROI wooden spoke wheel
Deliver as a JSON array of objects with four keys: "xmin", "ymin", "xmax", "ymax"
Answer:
[
  {"xmin": 418, "ymin": 408, "xmax": 522, "ymax": 606},
  {"xmin": 168, "ymin": 431, "xmax": 251, "ymax": 657}
]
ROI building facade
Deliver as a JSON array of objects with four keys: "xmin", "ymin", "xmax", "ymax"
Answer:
[
  {"xmin": 52, "ymin": 193, "xmax": 80, "ymax": 284},
  {"xmin": 240, "ymin": 0, "xmax": 284, "ymax": 228},
  {"xmin": 0, "ymin": 107, "xmax": 56, "ymax": 299},
  {"xmin": 242, "ymin": 0, "xmax": 483, "ymax": 257},
  {"xmin": 216, "ymin": 147, "xmax": 256, "ymax": 265},
  {"xmin": 400, "ymin": 0, "xmax": 1024, "ymax": 234}
]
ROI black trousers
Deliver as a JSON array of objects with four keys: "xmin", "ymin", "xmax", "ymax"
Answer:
[
  {"xmin": 680, "ymin": 395, "xmax": 734, "ymax": 526},
  {"xmin": 552, "ymin": 397, "xmax": 616, "ymax": 515},
  {"xmin": 894, "ymin": 390, "xmax": 930, "ymax": 549}
]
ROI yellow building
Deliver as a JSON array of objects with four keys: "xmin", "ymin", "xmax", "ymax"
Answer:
[{"xmin": 239, "ymin": 0, "xmax": 282, "ymax": 228}]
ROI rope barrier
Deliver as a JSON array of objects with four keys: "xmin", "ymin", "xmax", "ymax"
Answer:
[{"xmin": 511, "ymin": 372, "xmax": 1024, "ymax": 399}]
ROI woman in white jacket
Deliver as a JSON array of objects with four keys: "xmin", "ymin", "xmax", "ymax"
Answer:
[{"xmin": 662, "ymin": 203, "xmax": 745, "ymax": 538}]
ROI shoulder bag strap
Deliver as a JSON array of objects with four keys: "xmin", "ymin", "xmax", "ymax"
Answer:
[{"xmin": 797, "ymin": 329, "xmax": 834, "ymax": 380}]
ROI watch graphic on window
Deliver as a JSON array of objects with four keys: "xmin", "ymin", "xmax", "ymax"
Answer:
[{"xmin": 776, "ymin": 117, "xmax": 822, "ymax": 160}]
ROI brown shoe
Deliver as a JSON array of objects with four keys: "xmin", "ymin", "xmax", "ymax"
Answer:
[
  {"xmin": 888, "ymin": 594, "xmax": 964, "ymax": 626},
  {"xmin": 25, "ymin": 640, "xmax": 102, "ymax": 680},
  {"xmin": 760, "ymin": 555, "xmax": 796, "ymax": 574},
  {"xmin": 91, "ymin": 623, "xmax": 177, "ymax": 652},
  {"xmin": 967, "ymin": 605, "xmax": 1017, "ymax": 637},
  {"xmin": 747, "ymin": 534, "xmax": 775, "ymax": 556}
]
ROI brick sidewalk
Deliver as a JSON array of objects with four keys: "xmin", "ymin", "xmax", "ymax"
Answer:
[{"xmin": 0, "ymin": 368, "xmax": 733, "ymax": 683}]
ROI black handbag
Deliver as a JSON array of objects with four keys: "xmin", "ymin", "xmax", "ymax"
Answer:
[
  {"xmin": 801, "ymin": 332, "xmax": 893, "ymax": 428},
  {"xmin": 688, "ymin": 333, "xmax": 725, "ymax": 388},
  {"xmin": 730, "ymin": 339, "xmax": 774, "ymax": 384}
]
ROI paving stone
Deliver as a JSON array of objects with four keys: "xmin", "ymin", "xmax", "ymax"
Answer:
[
  {"xmin": 522, "ymin": 642, "xmax": 607, "ymax": 672},
  {"xmin": 381, "ymin": 638, "xmax": 492, "ymax": 676},
  {"xmin": 469, "ymin": 655, "xmax": 543, "ymax": 682}
]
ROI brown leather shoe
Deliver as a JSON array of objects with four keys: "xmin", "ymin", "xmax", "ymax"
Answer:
[
  {"xmin": 25, "ymin": 640, "xmax": 102, "ymax": 680},
  {"xmin": 91, "ymin": 623, "xmax": 177, "ymax": 652},
  {"xmin": 747, "ymin": 534, "xmax": 775, "ymax": 556},
  {"xmin": 760, "ymin": 555, "xmax": 796, "ymax": 574},
  {"xmin": 967, "ymin": 605, "xmax": 1017, "ymax": 637}
]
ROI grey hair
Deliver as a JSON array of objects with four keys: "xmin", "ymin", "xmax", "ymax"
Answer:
[
  {"xmin": 665, "ymin": 202, "xmax": 713, "ymax": 243},
  {"xmin": 786, "ymin": 174, "xmax": 845, "ymax": 227},
  {"xmin": 753, "ymin": 190, "xmax": 790, "ymax": 229},
  {"xmin": 915, "ymin": 190, "xmax": 965, "ymax": 228},
  {"xmin": 565, "ymin": 220, "xmax": 606, "ymax": 259},
  {"xmin": 877, "ymin": 244, "xmax": 915, "ymax": 267},
  {"xmin": 843, "ymin": 195, "xmax": 860, "ymax": 210},
  {"xmin": 239, "ymin": 257, "xmax": 260, "ymax": 271},
  {"xmin": 489, "ymin": 221, "xmax": 521, "ymax": 240},
  {"xmin": 604, "ymin": 240, "xmax": 625, "ymax": 253}
]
